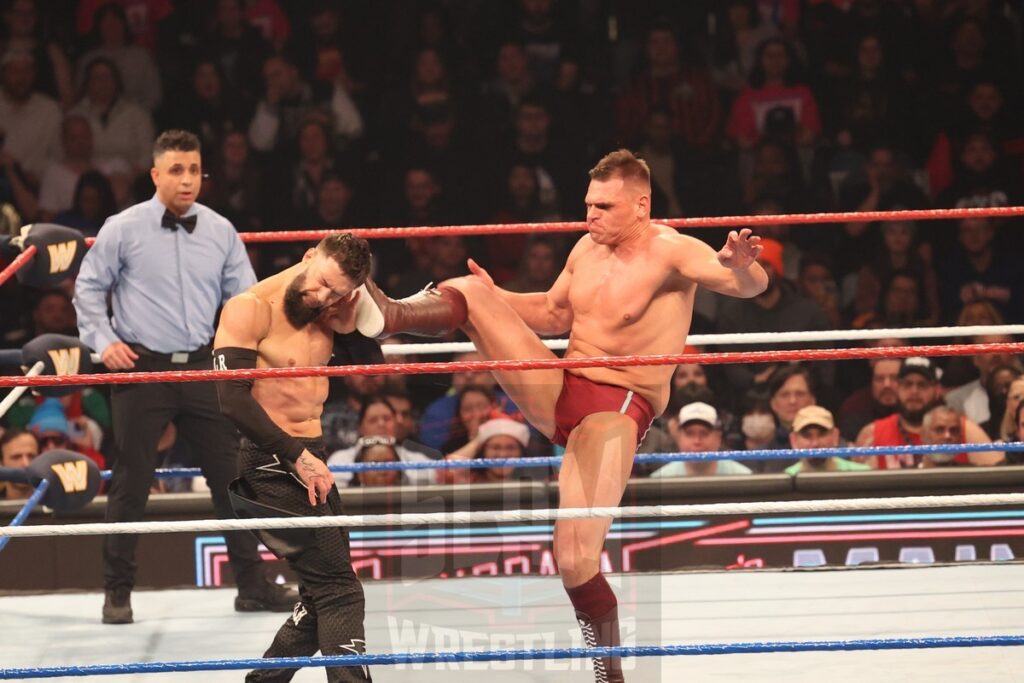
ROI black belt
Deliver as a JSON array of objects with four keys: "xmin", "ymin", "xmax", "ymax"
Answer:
[{"xmin": 128, "ymin": 343, "xmax": 212, "ymax": 365}]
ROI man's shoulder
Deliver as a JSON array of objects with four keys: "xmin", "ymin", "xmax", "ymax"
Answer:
[
  {"xmin": 100, "ymin": 201, "xmax": 153, "ymax": 231},
  {"xmin": 193, "ymin": 203, "xmax": 236, "ymax": 232}
]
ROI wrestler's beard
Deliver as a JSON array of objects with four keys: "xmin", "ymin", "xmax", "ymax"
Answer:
[
  {"xmin": 899, "ymin": 401, "xmax": 933, "ymax": 426},
  {"xmin": 283, "ymin": 272, "xmax": 324, "ymax": 328}
]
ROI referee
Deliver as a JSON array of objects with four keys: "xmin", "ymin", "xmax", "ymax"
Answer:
[{"xmin": 74, "ymin": 130, "xmax": 297, "ymax": 624}]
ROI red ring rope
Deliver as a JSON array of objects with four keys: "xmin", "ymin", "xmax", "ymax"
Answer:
[
  {"xmin": 1, "ymin": 342, "xmax": 1019, "ymax": 389},
  {"xmin": 0, "ymin": 244, "xmax": 37, "ymax": 288},
  {"xmin": 81, "ymin": 205, "xmax": 1024, "ymax": 246}
]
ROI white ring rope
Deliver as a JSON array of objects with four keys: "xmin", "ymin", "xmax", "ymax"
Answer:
[
  {"xmin": 380, "ymin": 325, "xmax": 1024, "ymax": 356},
  {"xmin": 0, "ymin": 361, "xmax": 43, "ymax": 421},
  {"xmin": 5, "ymin": 493, "xmax": 1024, "ymax": 538}
]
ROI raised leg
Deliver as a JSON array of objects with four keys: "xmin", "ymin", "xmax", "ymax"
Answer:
[{"xmin": 440, "ymin": 276, "xmax": 565, "ymax": 437}]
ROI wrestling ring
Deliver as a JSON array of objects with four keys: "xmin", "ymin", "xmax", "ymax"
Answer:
[{"xmin": 2, "ymin": 206, "xmax": 1024, "ymax": 681}]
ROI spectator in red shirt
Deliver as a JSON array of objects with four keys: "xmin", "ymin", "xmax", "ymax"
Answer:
[
  {"xmin": 726, "ymin": 37, "xmax": 821, "ymax": 150},
  {"xmin": 616, "ymin": 23, "xmax": 721, "ymax": 150},
  {"xmin": 76, "ymin": 0, "xmax": 173, "ymax": 52},
  {"xmin": 919, "ymin": 405, "xmax": 1003, "ymax": 468}
]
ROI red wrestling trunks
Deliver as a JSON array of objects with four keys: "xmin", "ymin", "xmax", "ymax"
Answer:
[{"xmin": 552, "ymin": 372, "xmax": 656, "ymax": 447}]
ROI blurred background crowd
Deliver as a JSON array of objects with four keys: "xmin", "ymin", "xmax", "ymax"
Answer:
[{"xmin": 1, "ymin": 0, "xmax": 1023, "ymax": 497}]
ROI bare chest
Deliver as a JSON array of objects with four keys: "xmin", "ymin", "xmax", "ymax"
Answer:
[
  {"xmin": 258, "ymin": 316, "xmax": 334, "ymax": 369},
  {"xmin": 568, "ymin": 251, "xmax": 674, "ymax": 323}
]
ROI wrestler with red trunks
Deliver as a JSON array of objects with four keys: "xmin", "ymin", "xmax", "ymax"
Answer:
[{"xmin": 355, "ymin": 149, "xmax": 768, "ymax": 682}]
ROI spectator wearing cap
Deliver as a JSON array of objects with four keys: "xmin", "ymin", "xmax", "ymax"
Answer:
[
  {"xmin": 653, "ymin": 402, "xmax": 751, "ymax": 478},
  {"xmin": 856, "ymin": 358, "xmax": 1003, "ymax": 469},
  {"xmin": 0, "ymin": 428, "xmax": 40, "ymax": 499},
  {"xmin": 785, "ymin": 406, "xmax": 869, "ymax": 475},
  {"xmin": 855, "ymin": 357, "xmax": 941, "ymax": 469},
  {"xmin": 715, "ymin": 239, "xmax": 833, "ymax": 397}
]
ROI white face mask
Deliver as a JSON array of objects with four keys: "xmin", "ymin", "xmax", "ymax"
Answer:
[
  {"xmin": 742, "ymin": 414, "xmax": 776, "ymax": 441},
  {"xmin": 925, "ymin": 453, "xmax": 957, "ymax": 465}
]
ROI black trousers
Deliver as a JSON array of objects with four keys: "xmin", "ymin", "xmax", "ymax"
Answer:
[
  {"xmin": 104, "ymin": 352, "xmax": 261, "ymax": 591},
  {"xmin": 239, "ymin": 438, "xmax": 370, "ymax": 683}
]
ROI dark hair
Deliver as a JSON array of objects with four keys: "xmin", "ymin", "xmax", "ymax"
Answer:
[
  {"xmin": 71, "ymin": 170, "xmax": 117, "ymax": 221},
  {"xmin": 381, "ymin": 387, "xmax": 412, "ymax": 403},
  {"xmin": 80, "ymin": 56, "xmax": 124, "ymax": 100},
  {"xmin": 986, "ymin": 363, "xmax": 1023, "ymax": 393},
  {"xmin": 742, "ymin": 391, "xmax": 773, "ymax": 416},
  {"xmin": 316, "ymin": 233, "xmax": 371, "ymax": 283},
  {"xmin": 880, "ymin": 269, "xmax": 923, "ymax": 321},
  {"xmin": 769, "ymin": 364, "xmax": 816, "ymax": 400},
  {"xmin": 0, "ymin": 428, "xmax": 38, "ymax": 454},
  {"xmin": 153, "ymin": 129, "xmax": 201, "ymax": 162},
  {"xmin": 457, "ymin": 384, "xmax": 495, "ymax": 412},
  {"xmin": 359, "ymin": 396, "xmax": 396, "ymax": 425},
  {"xmin": 668, "ymin": 383, "xmax": 716, "ymax": 418},
  {"xmin": 91, "ymin": 2, "xmax": 130, "ymax": 46},
  {"xmin": 749, "ymin": 38, "xmax": 803, "ymax": 88},
  {"xmin": 32, "ymin": 288, "xmax": 72, "ymax": 310},
  {"xmin": 589, "ymin": 149, "xmax": 651, "ymax": 186},
  {"xmin": 798, "ymin": 252, "xmax": 835, "ymax": 278}
]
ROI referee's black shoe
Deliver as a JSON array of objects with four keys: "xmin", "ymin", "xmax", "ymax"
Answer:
[
  {"xmin": 102, "ymin": 588, "xmax": 133, "ymax": 624},
  {"xmin": 235, "ymin": 578, "xmax": 299, "ymax": 612}
]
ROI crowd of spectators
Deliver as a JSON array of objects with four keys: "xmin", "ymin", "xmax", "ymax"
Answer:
[{"xmin": 2, "ymin": 0, "xmax": 1023, "ymax": 497}]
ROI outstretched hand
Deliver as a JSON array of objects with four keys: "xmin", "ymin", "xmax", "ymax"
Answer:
[
  {"xmin": 717, "ymin": 229, "xmax": 763, "ymax": 270},
  {"xmin": 467, "ymin": 258, "xmax": 495, "ymax": 289}
]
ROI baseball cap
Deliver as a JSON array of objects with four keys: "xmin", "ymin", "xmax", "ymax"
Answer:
[
  {"xmin": 677, "ymin": 402, "xmax": 719, "ymax": 429},
  {"xmin": 477, "ymin": 418, "xmax": 530, "ymax": 448},
  {"xmin": 899, "ymin": 357, "xmax": 938, "ymax": 382},
  {"xmin": 792, "ymin": 405, "xmax": 834, "ymax": 433}
]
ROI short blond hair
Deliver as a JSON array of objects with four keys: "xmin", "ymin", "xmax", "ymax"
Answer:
[{"xmin": 588, "ymin": 149, "xmax": 651, "ymax": 188}]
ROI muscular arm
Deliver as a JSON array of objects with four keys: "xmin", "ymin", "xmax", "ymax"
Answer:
[
  {"xmin": 469, "ymin": 243, "xmax": 578, "ymax": 336},
  {"xmin": 212, "ymin": 294, "xmax": 305, "ymax": 463},
  {"xmin": 669, "ymin": 232, "xmax": 768, "ymax": 299},
  {"xmin": 498, "ymin": 266, "xmax": 573, "ymax": 335}
]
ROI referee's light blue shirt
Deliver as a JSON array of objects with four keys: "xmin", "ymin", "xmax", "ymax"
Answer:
[{"xmin": 74, "ymin": 194, "xmax": 257, "ymax": 354}]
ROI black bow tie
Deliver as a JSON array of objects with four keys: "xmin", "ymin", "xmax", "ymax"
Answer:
[{"xmin": 162, "ymin": 210, "xmax": 197, "ymax": 234}]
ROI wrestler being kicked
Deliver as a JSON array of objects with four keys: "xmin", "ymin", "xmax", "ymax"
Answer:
[
  {"xmin": 354, "ymin": 149, "xmax": 768, "ymax": 682},
  {"xmin": 213, "ymin": 234, "xmax": 381, "ymax": 683}
]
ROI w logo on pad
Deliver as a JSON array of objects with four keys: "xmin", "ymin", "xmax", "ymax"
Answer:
[
  {"xmin": 46, "ymin": 241, "xmax": 79, "ymax": 274},
  {"xmin": 50, "ymin": 460, "xmax": 90, "ymax": 493},
  {"xmin": 46, "ymin": 347, "xmax": 81, "ymax": 375}
]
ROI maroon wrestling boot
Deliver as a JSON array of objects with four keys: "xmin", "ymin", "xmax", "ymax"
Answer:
[{"xmin": 355, "ymin": 278, "xmax": 467, "ymax": 338}]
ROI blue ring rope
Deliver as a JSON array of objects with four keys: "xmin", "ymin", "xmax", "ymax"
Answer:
[
  {"xmin": 2, "ymin": 635, "xmax": 1023, "ymax": 679},
  {"xmin": 0, "ymin": 479, "xmax": 49, "ymax": 553},
  {"xmin": 112, "ymin": 441, "xmax": 1024, "ymax": 480}
]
